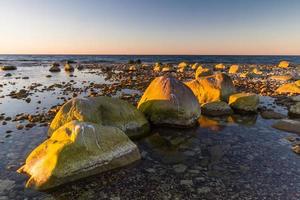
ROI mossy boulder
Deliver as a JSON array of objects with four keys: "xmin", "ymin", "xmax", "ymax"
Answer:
[
  {"xmin": 229, "ymin": 93, "xmax": 259, "ymax": 113},
  {"xmin": 276, "ymin": 80, "xmax": 300, "ymax": 94},
  {"xmin": 186, "ymin": 73, "xmax": 236, "ymax": 104},
  {"xmin": 1, "ymin": 65, "xmax": 17, "ymax": 71},
  {"xmin": 18, "ymin": 120, "xmax": 140, "ymax": 190},
  {"xmin": 49, "ymin": 96, "xmax": 150, "ymax": 139},
  {"xmin": 201, "ymin": 101, "xmax": 233, "ymax": 117},
  {"xmin": 138, "ymin": 76, "xmax": 201, "ymax": 127}
]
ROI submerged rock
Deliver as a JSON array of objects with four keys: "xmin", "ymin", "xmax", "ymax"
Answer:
[
  {"xmin": 272, "ymin": 119, "xmax": 300, "ymax": 135},
  {"xmin": 276, "ymin": 80, "xmax": 300, "ymax": 94},
  {"xmin": 1, "ymin": 65, "xmax": 17, "ymax": 70},
  {"xmin": 186, "ymin": 73, "xmax": 236, "ymax": 104},
  {"xmin": 18, "ymin": 120, "xmax": 140, "ymax": 190},
  {"xmin": 260, "ymin": 110, "xmax": 285, "ymax": 119},
  {"xmin": 201, "ymin": 101, "xmax": 233, "ymax": 116},
  {"xmin": 229, "ymin": 93, "xmax": 259, "ymax": 113},
  {"xmin": 138, "ymin": 76, "xmax": 201, "ymax": 127},
  {"xmin": 49, "ymin": 96, "xmax": 149, "ymax": 139}
]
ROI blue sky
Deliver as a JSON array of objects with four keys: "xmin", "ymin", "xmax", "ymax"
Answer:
[{"xmin": 0, "ymin": 0, "xmax": 299, "ymax": 55}]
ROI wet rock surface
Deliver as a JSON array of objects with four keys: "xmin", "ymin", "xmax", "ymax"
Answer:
[{"xmin": 0, "ymin": 62, "xmax": 300, "ymax": 199}]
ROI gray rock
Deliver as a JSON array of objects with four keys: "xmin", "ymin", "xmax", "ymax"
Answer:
[{"xmin": 173, "ymin": 164, "xmax": 187, "ymax": 173}]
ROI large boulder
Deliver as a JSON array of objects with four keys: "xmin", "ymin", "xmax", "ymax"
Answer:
[
  {"xmin": 276, "ymin": 80, "xmax": 300, "ymax": 94},
  {"xmin": 195, "ymin": 67, "xmax": 213, "ymax": 79},
  {"xmin": 229, "ymin": 93, "xmax": 259, "ymax": 113},
  {"xmin": 49, "ymin": 96, "xmax": 149, "ymax": 139},
  {"xmin": 201, "ymin": 101, "xmax": 233, "ymax": 117},
  {"xmin": 228, "ymin": 65, "xmax": 239, "ymax": 74},
  {"xmin": 18, "ymin": 120, "xmax": 140, "ymax": 190},
  {"xmin": 186, "ymin": 73, "xmax": 236, "ymax": 104},
  {"xmin": 137, "ymin": 76, "xmax": 201, "ymax": 127},
  {"xmin": 1, "ymin": 65, "xmax": 17, "ymax": 70},
  {"xmin": 278, "ymin": 61, "xmax": 290, "ymax": 68}
]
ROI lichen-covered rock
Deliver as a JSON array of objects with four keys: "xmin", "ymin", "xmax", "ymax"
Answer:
[
  {"xmin": 64, "ymin": 63, "xmax": 74, "ymax": 72},
  {"xmin": 288, "ymin": 102, "xmax": 300, "ymax": 118},
  {"xmin": 215, "ymin": 63, "xmax": 225, "ymax": 70},
  {"xmin": 229, "ymin": 93, "xmax": 259, "ymax": 113},
  {"xmin": 1, "ymin": 65, "xmax": 17, "ymax": 70},
  {"xmin": 18, "ymin": 120, "xmax": 140, "ymax": 190},
  {"xmin": 138, "ymin": 76, "xmax": 201, "ymax": 127},
  {"xmin": 49, "ymin": 96, "xmax": 149, "ymax": 139},
  {"xmin": 228, "ymin": 65, "xmax": 239, "ymax": 74},
  {"xmin": 201, "ymin": 101, "xmax": 233, "ymax": 116},
  {"xmin": 276, "ymin": 80, "xmax": 300, "ymax": 94},
  {"xmin": 278, "ymin": 61, "xmax": 290, "ymax": 68},
  {"xmin": 186, "ymin": 73, "xmax": 236, "ymax": 104},
  {"xmin": 195, "ymin": 67, "xmax": 213, "ymax": 79}
]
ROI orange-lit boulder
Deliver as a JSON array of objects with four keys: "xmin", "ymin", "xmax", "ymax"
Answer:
[
  {"xmin": 192, "ymin": 63, "xmax": 201, "ymax": 70},
  {"xmin": 138, "ymin": 76, "xmax": 201, "ymax": 127},
  {"xmin": 195, "ymin": 67, "xmax": 213, "ymax": 79},
  {"xmin": 228, "ymin": 64, "xmax": 239, "ymax": 74},
  {"xmin": 276, "ymin": 80, "xmax": 300, "ymax": 94},
  {"xmin": 278, "ymin": 61, "xmax": 290, "ymax": 68},
  {"xmin": 153, "ymin": 62, "xmax": 162, "ymax": 72},
  {"xmin": 186, "ymin": 73, "xmax": 236, "ymax": 104},
  {"xmin": 215, "ymin": 63, "xmax": 226, "ymax": 70}
]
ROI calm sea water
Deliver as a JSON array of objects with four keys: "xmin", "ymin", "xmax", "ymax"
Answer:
[{"xmin": 0, "ymin": 55, "xmax": 300, "ymax": 65}]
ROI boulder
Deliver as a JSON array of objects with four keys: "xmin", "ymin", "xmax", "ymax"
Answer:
[
  {"xmin": 288, "ymin": 102, "xmax": 300, "ymax": 118},
  {"xmin": 18, "ymin": 120, "xmax": 140, "ymax": 190},
  {"xmin": 272, "ymin": 119, "xmax": 300, "ymax": 135},
  {"xmin": 161, "ymin": 64, "xmax": 174, "ymax": 72},
  {"xmin": 64, "ymin": 63, "xmax": 74, "ymax": 72},
  {"xmin": 201, "ymin": 101, "xmax": 233, "ymax": 117},
  {"xmin": 192, "ymin": 63, "xmax": 200, "ymax": 70},
  {"xmin": 195, "ymin": 67, "xmax": 213, "ymax": 79},
  {"xmin": 276, "ymin": 80, "xmax": 300, "ymax": 94},
  {"xmin": 137, "ymin": 76, "xmax": 201, "ymax": 127},
  {"xmin": 186, "ymin": 73, "xmax": 236, "ymax": 104},
  {"xmin": 128, "ymin": 65, "xmax": 137, "ymax": 71},
  {"xmin": 49, "ymin": 64, "xmax": 61, "ymax": 72},
  {"xmin": 48, "ymin": 96, "xmax": 150, "ymax": 139},
  {"xmin": 278, "ymin": 61, "xmax": 289, "ymax": 68},
  {"xmin": 178, "ymin": 62, "xmax": 188, "ymax": 69},
  {"xmin": 153, "ymin": 62, "xmax": 162, "ymax": 72},
  {"xmin": 292, "ymin": 145, "xmax": 300, "ymax": 154},
  {"xmin": 1, "ymin": 65, "xmax": 17, "ymax": 71},
  {"xmin": 215, "ymin": 63, "xmax": 226, "ymax": 70},
  {"xmin": 229, "ymin": 93, "xmax": 259, "ymax": 113},
  {"xmin": 228, "ymin": 65, "xmax": 239, "ymax": 74},
  {"xmin": 269, "ymin": 75, "xmax": 292, "ymax": 81}
]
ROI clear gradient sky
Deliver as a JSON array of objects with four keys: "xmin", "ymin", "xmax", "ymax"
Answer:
[{"xmin": 0, "ymin": 0, "xmax": 300, "ymax": 55}]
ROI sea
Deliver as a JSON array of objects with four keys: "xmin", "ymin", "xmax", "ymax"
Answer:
[{"xmin": 0, "ymin": 55, "xmax": 300, "ymax": 66}]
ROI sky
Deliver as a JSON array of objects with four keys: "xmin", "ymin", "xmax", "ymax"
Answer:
[{"xmin": 0, "ymin": 0, "xmax": 300, "ymax": 55}]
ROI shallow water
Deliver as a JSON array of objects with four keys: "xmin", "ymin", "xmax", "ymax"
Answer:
[{"xmin": 0, "ymin": 66, "xmax": 300, "ymax": 199}]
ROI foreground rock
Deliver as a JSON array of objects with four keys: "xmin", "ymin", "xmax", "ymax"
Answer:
[
  {"xmin": 186, "ymin": 73, "xmax": 236, "ymax": 104},
  {"xmin": 272, "ymin": 119, "xmax": 300, "ymax": 135},
  {"xmin": 138, "ymin": 76, "xmax": 201, "ymax": 127},
  {"xmin": 276, "ymin": 80, "xmax": 300, "ymax": 94},
  {"xmin": 201, "ymin": 101, "xmax": 233, "ymax": 116},
  {"xmin": 1, "ymin": 65, "xmax": 17, "ymax": 70},
  {"xmin": 18, "ymin": 120, "xmax": 140, "ymax": 190},
  {"xmin": 229, "ymin": 93, "xmax": 259, "ymax": 113},
  {"xmin": 49, "ymin": 96, "xmax": 150, "ymax": 139}
]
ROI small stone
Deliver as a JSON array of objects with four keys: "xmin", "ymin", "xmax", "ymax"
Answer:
[
  {"xmin": 180, "ymin": 180, "xmax": 193, "ymax": 186},
  {"xmin": 173, "ymin": 164, "xmax": 187, "ymax": 173},
  {"xmin": 197, "ymin": 187, "xmax": 211, "ymax": 194}
]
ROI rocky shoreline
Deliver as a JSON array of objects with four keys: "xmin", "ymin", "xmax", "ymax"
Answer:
[{"xmin": 0, "ymin": 61, "xmax": 300, "ymax": 199}]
